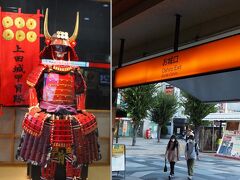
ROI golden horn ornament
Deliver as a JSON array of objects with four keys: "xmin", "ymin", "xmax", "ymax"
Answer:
[
  {"xmin": 69, "ymin": 12, "xmax": 79, "ymax": 42},
  {"xmin": 44, "ymin": 8, "xmax": 51, "ymax": 39}
]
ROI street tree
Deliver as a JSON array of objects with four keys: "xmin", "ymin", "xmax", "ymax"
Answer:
[
  {"xmin": 121, "ymin": 84, "xmax": 157, "ymax": 146},
  {"xmin": 181, "ymin": 92, "xmax": 217, "ymax": 144},
  {"xmin": 150, "ymin": 92, "xmax": 178, "ymax": 142}
]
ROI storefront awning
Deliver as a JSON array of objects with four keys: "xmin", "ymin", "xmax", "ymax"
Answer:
[{"xmin": 203, "ymin": 112, "xmax": 240, "ymax": 121}]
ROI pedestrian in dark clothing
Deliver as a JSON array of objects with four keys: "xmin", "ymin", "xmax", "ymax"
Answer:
[
  {"xmin": 165, "ymin": 135, "xmax": 180, "ymax": 179},
  {"xmin": 185, "ymin": 135, "xmax": 199, "ymax": 180}
]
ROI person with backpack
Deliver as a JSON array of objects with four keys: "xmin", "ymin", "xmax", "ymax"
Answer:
[
  {"xmin": 185, "ymin": 135, "xmax": 199, "ymax": 180},
  {"xmin": 165, "ymin": 135, "xmax": 180, "ymax": 179}
]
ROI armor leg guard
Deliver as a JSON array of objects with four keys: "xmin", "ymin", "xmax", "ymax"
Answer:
[
  {"xmin": 66, "ymin": 160, "xmax": 81, "ymax": 179},
  {"xmin": 40, "ymin": 162, "xmax": 56, "ymax": 180},
  {"xmin": 81, "ymin": 164, "xmax": 88, "ymax": 180}
]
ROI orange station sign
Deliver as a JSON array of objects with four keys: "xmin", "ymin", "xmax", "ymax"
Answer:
[{"xmin": 114, "ymin": 34, "xmax": 240, "ymax": 88}]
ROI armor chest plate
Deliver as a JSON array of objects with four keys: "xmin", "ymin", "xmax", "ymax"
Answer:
[{"xmin": 43, "ymin": 72, "xmax": 75, "ymax": 104}]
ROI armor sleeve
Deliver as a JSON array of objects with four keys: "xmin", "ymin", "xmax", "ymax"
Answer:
[
  {"xmin": 29, "ymin": 87, "xmax": 38, "ymax": 106},
  {"xmin": 27, "ymin": 64, "xmax": 46, "ymax": 106},
  {"xmin": 74, "ymin": 68, "xmax": 86, "ymax": 94},
  {"xmin": 26, "ymin": 64, "xmax": 46, "ymax": 87},
  {"xmin": 74, "ymin": 68, "xmax": 87, "ymax": 110},
  {"xmin": 76, "ymin": 94, "xmax": 86, "ymax": 110}
]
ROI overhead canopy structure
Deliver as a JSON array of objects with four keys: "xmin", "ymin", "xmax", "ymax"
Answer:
[
  {"xmin": 113, "ymin": 0, "xmax": 240, "ymax": 67},
  {"xmin": 114, "ymin": 34, "xmax": 240, "ymax": 102},
  {"xmin": 203, "ymin": 112, "xmax": 240, "ymax": 122},
  {"xmin": 167, "ymin": 70, "xmax": 240, "ymax": 102},
  {"xmin": 113, "ymin": 0, "xmax": 240, "ymax": 103}
]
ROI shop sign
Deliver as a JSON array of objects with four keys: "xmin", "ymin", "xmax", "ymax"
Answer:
[{"xmin": 115, "ymin": 35, "xmax": 240, "ymax": 88}]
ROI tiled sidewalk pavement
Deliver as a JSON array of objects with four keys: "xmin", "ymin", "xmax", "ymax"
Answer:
[{"xmin": 112, "ymin": 137, "xmax": 240, "ymax": 180}]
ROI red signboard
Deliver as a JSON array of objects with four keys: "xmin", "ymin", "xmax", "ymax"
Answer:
[{"xmin": 0, "ymin": 9, "xmax": 41, "ymax": 106}]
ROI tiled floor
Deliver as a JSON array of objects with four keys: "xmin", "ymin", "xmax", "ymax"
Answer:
[{"xmin": 0, "ymin": 166, "xmax": 27, "ymax": 180}]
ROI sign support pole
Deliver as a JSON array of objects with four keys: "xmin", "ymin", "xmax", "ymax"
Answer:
[
  {"xmin": 174, "ymin": 14, "xmax": 181, "ymax": 52},
  {"xmin": 116, "ymin": 39, "xmax": 125, "ymax": 143}
]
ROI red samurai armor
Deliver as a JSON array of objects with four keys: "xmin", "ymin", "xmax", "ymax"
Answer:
[{"xmin": 16, "ymin": 9, "xmax": 101, "ymax": 180}]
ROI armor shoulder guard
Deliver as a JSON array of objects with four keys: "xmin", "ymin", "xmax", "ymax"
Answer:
[{"xmin": 26, "ymin": 64, "xmax": 47, "ymax": 87}]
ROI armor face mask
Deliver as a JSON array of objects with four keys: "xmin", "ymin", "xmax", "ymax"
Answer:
[
  {"xmin": 40, "ymin": 8, "xmax": 79, "ymax": 61},
  {"xmin": 51, "ymin": 44, "xmax": 68, "ymax": 60}
]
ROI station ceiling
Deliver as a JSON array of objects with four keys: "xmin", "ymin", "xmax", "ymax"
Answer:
[
  {"xmin": 113, "ymin": 0, "xmax": 240, "ymax": 67},
  {"xmin": 113, "ymin": 0, "xmax": 240, "ymax": 102}
]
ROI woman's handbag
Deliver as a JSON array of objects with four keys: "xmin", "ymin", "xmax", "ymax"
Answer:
[{"xmin": 164, "ymin": 157, "xmax": 167, "ymax": 172}]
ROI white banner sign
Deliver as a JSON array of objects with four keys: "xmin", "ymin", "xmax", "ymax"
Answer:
[
  {"xmin": 112, "ymin": 144, "xmax": 125, "ymax": 171},
  {"xmin": 41, "ymin": 59, "xmax": 89, "ymax": 67}
]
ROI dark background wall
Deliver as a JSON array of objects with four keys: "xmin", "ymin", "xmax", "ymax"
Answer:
[{"xmin": 0, "ymin": 0, "xmax": 110, "ymax": 109}]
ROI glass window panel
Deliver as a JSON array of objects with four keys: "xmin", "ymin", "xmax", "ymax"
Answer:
[
  {"xmin": 0, "ymin": 138, "xmax": 12, "ymax": 161},
  {"xmin": 0, "ymin": 107, "xmax": 15, "ymax": 134},
  {"xmin": 15, "ymin": 108, "xmax": 27, "ymax": 136}
]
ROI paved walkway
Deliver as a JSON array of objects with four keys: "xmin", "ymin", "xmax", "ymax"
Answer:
[{"xmin": 112, "ymin": 137, "xmax": 240, "ymax": 180}]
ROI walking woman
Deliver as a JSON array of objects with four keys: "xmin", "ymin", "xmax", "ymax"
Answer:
[
  {"xmin": 165, "ymin": 135, "xmax": 180, "ymax": 179},
  {"xmin": 185, "ymin": 135, "xmax": 199, "ymax": 180}
]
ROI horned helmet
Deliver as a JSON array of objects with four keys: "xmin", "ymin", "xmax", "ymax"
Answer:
[{"xmin": 40, "ymin": 8, "xmax": 79, "ymax": 61}]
